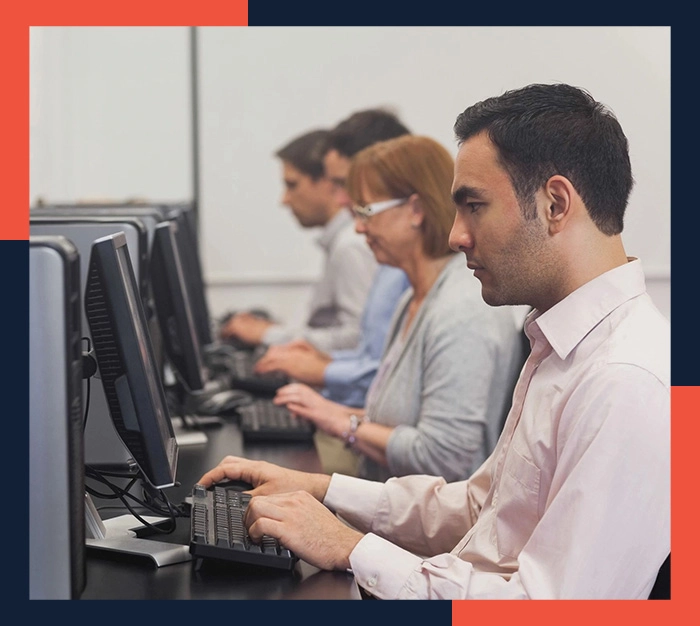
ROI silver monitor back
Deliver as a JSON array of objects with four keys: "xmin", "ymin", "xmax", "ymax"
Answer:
[{"xmin": 29, "ymin": 235, "xmax": 86, "ymax": 599}]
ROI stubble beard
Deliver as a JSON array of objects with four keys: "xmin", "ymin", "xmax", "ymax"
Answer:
[{"xmin": 480, "ymin": 217, "xmax": 551, "ymax": 308}]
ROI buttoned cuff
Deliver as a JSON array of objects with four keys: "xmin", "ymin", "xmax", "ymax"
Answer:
[{"xmin": 349, "ymin": 533, "xmax": 422, "ymax": 600}]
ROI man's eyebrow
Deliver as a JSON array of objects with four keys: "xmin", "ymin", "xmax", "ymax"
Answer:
[{"xmin": 452, "ymin": 185, "xmax": 486, "ymax": 205}]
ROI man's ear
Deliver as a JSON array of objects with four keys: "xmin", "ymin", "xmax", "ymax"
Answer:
[{"xmin": 544, "ymin": 175, "xmax": 575, "ymax": 234}]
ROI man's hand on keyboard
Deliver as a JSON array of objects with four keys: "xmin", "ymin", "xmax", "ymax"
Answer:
[
  {"xmin": 219, "ymin": 312, "xmax": 273, "ymax": 344},
  {"xmin": 254, "ymin": 341, "xmax": 331, "ymax": 385},
  {"xmin": 198, "ymin": 455, "xmax": 332, "ymax": 503},
  {"xmin": 244, "ymin": 489, "xmax": 363, "ymax": 572}
]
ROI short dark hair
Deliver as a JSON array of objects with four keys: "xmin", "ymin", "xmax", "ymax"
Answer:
[
  {"xmin": 326, "ymin": 108, "xmax": 411, "ymax": 158},
  {"xmin": 454, "ymin": 83, "xmax": 633, "ymax": 235},
  {"xmin": 275, "ymin": 129, "xmax": 330, "ymax": 181}
]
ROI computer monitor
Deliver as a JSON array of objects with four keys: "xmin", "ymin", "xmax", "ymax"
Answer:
[
  {"xmin": 30, "ymin": 215, "xmax": 151, "ymax": 469},
  {"xmin": 84, "ymin": 231, "xmax": 178, "ymax": 489},
  {"xmin": 46, "ymin": 200, "xmax": 214, "ymax": 350},
  {"xmin": 30, "ymin": 204, "xmax": 170, "ymax": 378},
  {"xmin": 82, "ymin": 231, "xmax": 191, "ymax": 566},
  {"xmin": 170, "ymin": 206, "xmax": 213, "ymax": 347},
  {"xmin": 37, "ymin": 201, "xmax": 212, "ymax": 358},
  {"xmin": 30, "ymin": 204, "xmax": 168, "ymax": 251},
  {"xmin": 150, "ymin": 220, "xmax": 206, "ymax": 394},
  {"xmin": 30, "ymin": 215, "xmax": 150, "ymax": 303},
  {"xmin": 29, "ymin": 235, "xmax": 86, "ymax": 599}
]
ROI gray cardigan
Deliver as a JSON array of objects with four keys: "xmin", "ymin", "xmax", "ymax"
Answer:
[{"xmin": 360, "ymin": 254, "xmax": 524, "ymax": 483}]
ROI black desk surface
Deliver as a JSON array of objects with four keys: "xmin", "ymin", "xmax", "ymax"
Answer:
[{"xmin": 81, "ymin": 418, "xmax": 361, "ymax": 600}]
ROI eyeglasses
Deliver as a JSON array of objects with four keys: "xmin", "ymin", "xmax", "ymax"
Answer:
[{"xmin": 351, "ymin": 197, "xmax": 410, "ymax": 220}]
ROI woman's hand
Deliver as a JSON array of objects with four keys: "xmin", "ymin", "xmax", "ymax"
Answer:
[{"xmin": 274, "ymin": 383, "xmax": 355, "ymax": 438}]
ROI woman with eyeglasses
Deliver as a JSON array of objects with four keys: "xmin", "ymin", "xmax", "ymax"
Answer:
[{"xmin": 273, "ymin": 134, "xmax": 524, "ymax": 482}]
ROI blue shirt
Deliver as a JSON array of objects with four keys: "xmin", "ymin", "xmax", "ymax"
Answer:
[{"xmin": 322, "ymin": 264, "xmax": 410, "ymax": 407}]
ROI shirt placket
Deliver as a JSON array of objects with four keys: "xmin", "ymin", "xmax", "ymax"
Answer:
[{"xmin": 490, "ymin": 328, "xmax": 551, "ymax": 509}]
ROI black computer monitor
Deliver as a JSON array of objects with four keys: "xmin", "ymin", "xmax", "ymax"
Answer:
[
  {"xmin": 150, "ymin": 220, "xmax": 207, "ymax": 394},
  {"xmin": 170, "ymin": 207, "xmax": 213, "ymax": 347},
  {"xmin": 84, "ymin": 231, "xmax": 178, "ymax": 489}
]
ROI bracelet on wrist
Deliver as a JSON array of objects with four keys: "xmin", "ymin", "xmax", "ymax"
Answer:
[{"xmin": 342, "ymin": 413, "xmax": 365, "ymax": 448}]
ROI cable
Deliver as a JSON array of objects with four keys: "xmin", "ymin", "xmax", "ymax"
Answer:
[
  {"xmin": 81, "ymin": 336, "xmax": 93, "ymax": 431},
  {"xmin": 85, "ymin": 465, "xmax": 190, "ymax": 536}
]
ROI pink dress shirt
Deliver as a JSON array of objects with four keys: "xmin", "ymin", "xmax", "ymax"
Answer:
[{"xmin": 323, "ymin": 259, "xmax": 670, "ymax": 599}]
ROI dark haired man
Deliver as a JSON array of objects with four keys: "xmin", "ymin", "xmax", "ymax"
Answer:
[
  {"xmin": 220, "ymin": 128, "xmax": 377, "ymax": 353},
  {"xmin": 254, "ymin": 109, "xmax": 412, "ymax": 412},
  {"xmin": 200, "ymin": 83, "xmax": 669, "ymax": 599}
]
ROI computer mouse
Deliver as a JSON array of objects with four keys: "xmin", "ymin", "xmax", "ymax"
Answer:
[{"xmin": 197, "ymin": 389, "xmax": 252, "ymax": 416}]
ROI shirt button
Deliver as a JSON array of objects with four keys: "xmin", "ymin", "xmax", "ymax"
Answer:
[{"xmin": 367, "ymin": 577, "xmax": 377, "ymax": 587}]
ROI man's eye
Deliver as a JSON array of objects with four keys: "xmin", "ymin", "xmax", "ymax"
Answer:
[{"xmin": 467, "ymin": 203, "xmax": 482, "ymax": 213}]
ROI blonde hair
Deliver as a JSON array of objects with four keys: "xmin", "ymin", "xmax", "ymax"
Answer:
[{"xmin": 347, "ymin": 135, "xmax": 455, "ymax": 258}]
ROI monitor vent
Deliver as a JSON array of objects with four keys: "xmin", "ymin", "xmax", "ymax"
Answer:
[{"xmin": 85, "ymin": 262, "xmax": 145, "ymax": 461}]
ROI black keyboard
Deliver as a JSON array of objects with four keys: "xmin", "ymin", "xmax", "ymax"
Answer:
[
  {"xmin": 189, "ymin": 483, "xmax": 298, "ymax": 571},
  {"xmin": 236, "ymin": 400, "xmax": 315, "ymax": 442},
  {"xmin": 207, "ymin": 346, "xmax": 289, "ymax": 397}
]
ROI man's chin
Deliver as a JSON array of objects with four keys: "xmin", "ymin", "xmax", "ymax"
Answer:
[{"xmin": 479, "ymin": 286, "xmax": 506, "ymax": 308}]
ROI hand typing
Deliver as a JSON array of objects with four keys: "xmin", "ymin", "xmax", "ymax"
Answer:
[
  {"xmin": 274, "ymin": 383, "xmax": 355, "ymax": 438},
  {"xmin": 254, "ymin": 341, "xmax": 331, "ymax": 385},
  {"xmin": 244, "ymin": 489, "xmax": 363, "ymax": 571},
  {"xmin": 198, "ymin": 455, "xmax": 331, "ymax": 502},
  {"xmin": 219, "ymin": 312, "xmax": 273, "ymax": 344}
]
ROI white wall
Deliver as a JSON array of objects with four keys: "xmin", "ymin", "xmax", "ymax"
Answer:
[
  {"xmin": 30, "ymin": 27, "xmax": 192, "ymax": 202},
  {"xmin": 30, "ymin": 26, "xmax": 671, "ymax": 325}
]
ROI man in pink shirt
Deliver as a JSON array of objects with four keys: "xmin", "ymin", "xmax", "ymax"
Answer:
[{"xmin": 197, "ymin": 83, "xmax": 670, "ymax": 599}]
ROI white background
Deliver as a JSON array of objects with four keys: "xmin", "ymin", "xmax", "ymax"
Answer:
[{"xmin": 30, "ymin": 26, "xmax": 670, "ymax": 324}]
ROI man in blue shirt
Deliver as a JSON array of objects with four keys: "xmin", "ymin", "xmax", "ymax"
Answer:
[{"xmin": 254, "ymin": 109, "xmax": 411, "ymax": 409}]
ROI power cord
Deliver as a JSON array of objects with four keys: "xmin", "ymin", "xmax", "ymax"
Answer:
[
  {"xmin": 85, "ymin": 465, "xmax": 190, "ymax": 536},
  {"xmin": 81, "ymin": 336, "xmax": 96, "ymax": 431}
]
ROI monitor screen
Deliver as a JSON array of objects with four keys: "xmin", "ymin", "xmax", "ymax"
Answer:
[
  {"xmin": 150, "ymin": 220, "xmax": 206, "ymax": 393},
  {"xmin": 84, "ymin": 231, "xmax": 178, "ymax": 489}
]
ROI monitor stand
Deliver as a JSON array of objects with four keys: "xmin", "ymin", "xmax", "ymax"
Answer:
[
  {"xmin": 85, "ymin": 493, "xmax": 191, "ymax": 567},
  {"xmin": 170, "ymin": 416, "xmax": 209, "ymax": 446},
  {"xmin": 168, "ymin": 393, "xmax": 223, "ymax": 446}
]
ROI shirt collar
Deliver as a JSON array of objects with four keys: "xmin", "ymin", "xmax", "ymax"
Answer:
[
  {"xmin": 526, "ymin": 258, "xmax": 647, "ymax": 360},
  {"xmin": 316, "ymin": 210, "xmax": 353, "ymax": 251}
]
